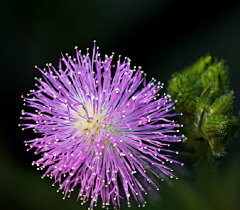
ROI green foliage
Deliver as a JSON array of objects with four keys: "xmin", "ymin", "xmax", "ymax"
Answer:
[{"xmin": 168, "ymin": 55, "xmax": 240, "ymax": 161}]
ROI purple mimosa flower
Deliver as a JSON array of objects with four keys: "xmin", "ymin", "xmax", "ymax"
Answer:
[{"xmin": 20, "ymin": 41, "xmax": 184, "ymax": 209}]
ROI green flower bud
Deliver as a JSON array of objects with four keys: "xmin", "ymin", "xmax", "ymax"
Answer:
[{"xmin": 168, "ymin": 54, "xmax": 240, "ymax": 160}]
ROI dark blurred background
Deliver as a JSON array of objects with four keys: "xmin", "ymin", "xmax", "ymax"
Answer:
[{"xmin": 1, "ymin": 0, "xmax": 240, "ymax": 209}]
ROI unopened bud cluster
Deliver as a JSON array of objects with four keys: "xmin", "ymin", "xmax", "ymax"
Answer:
[{"xmin": 168, "ymin": 54, "xmax": 240, "ymax": 159}]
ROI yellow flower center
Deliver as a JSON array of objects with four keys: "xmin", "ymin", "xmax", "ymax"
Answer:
[{"xmin": 74, "ymin": 104, "xmax": 107, "ymax": 142}]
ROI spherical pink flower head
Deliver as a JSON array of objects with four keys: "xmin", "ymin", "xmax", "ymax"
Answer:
[{"xmin": 20, "ymin": 41, "xmax": 184, "ymax": 209}]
